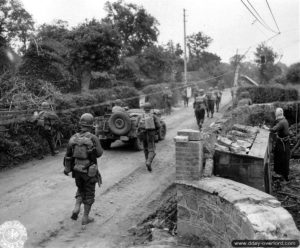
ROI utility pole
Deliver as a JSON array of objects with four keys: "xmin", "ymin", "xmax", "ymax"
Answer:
[
  {"xmin": 183, "ymin": 9, "xmax": 187, "ymax": 86},
  {"xmin": 232, "ymin": 49, "xmax": 240, "ymax": 105}
]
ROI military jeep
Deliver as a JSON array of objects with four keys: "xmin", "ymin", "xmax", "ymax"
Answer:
[{"xmin": 95, "ymin": 109, "xmax": 167, "ymax": 151}]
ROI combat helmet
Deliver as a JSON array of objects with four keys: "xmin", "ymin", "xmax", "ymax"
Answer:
[
  {"xmin": 41, "ymin": 101, "xmax": 50, "ymax": 110},
  {"xmin": 115, "ymin": 99, "xmax": 122, "ymax": 106},
  {"xmin": 143, "ymin": 102, "xmax": 152, "ymax": 111},
  {"xmin": 79, "ymin": 113, "xmax": 94, "ymax": 127}
]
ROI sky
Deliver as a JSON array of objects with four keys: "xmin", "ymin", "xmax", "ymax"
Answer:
[{"xmin": 22, "ymin": 0, "xmax": 300, "ymax": 65}]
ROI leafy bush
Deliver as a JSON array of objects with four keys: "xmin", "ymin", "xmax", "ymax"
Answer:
[
  {"xmin": 236, "ymin": 86, "xmax": 298, "ymax": 103},
  {"xmin": 112, "ymin": 86, "xmax": 140, "ymax": 108},
  {"xmin": 224, "ymin": 101, "xmax": 300, "ymax": 128},
  {"xmin": 0, "ymin": 85, "xmax": 140, "ymax": 167}
]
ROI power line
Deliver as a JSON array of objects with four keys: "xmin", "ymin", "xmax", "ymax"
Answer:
[
  {"xmin": 263, "ymin": 33, "xmax": 280, "ymax": 43},
  {"xmin": 1, "ymin": 71, "xmax": 234, "ymax": 114},
  {"xmin": 246, "ymin": 0, "xmax": 275, "ymax": 34},
  {"xmin": 240, "ymin": 0, "xmax": 278, "ymax": 34},
  {"xmin": 265, "ymin": 0, "xmax": 281, "ymax": 33}
]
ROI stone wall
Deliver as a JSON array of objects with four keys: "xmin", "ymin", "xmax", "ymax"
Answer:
[{"xmin": 175, "ymin": 129, "xmax": 300, "ymax": 247}]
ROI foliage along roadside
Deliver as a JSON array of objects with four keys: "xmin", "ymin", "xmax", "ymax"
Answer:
[
  {"xmin": 236, "ymin": 86, "xmax": 298, "ymax": 104},
  {"xmin": 0, "ymin": 85, "xmax": 140, "ymax": 168}
]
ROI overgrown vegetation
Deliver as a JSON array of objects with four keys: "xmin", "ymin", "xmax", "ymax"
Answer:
[{"xmin": 236, "ymin": 86, "xmax": 298, "ymax": 104}]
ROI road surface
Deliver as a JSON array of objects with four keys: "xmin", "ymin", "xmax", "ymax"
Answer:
[{"xmin": 0, "ymin": 90, "xmax": 231, "ymax": 248}]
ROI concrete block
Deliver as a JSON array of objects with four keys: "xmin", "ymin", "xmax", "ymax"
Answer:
[
  {"xmin": 203, "ymin": 158, "xmax": 214, "ymax": 177},
  {"xmin": 174, "ymin": 135, "xmax": 189, "ymax": 143},
  {"xmin": 178, "ymin": 129, "xmax": 202, "ymax": 141}
]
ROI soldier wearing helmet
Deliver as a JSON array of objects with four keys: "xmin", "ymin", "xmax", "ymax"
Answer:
[
  {"xmin": 163, "ymin": 88, "xmax": 172, "ymax": 115},
  {"xmin": 33, "ymin": 101, "xmax": 60, "ymax": 157},
  {"xmin": 112, "ymin": 99, "xmax": 126, "ymax": 113},
  {"xmin": 205, "ymin": 87, "xmax": 216, "ymax": 118},
  {"xmin": 136, "ymin": 102, "xmax": 161, "ymax": 172},
  {"xmin": 193, "ymin": 89, "xmax": 207, "ymax": 130},
  {"xmin": 213, "ymin": 86, "xmax": 222, "ymax": 112},
  {"xmin": 64, "ymin": 113, "xmax": 103, "ymax": 226}
]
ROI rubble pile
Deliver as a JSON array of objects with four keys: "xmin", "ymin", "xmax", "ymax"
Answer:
[
  {"xmin": 272, "ymin": 160, "xmax": 300, "ymax": 230},
  {"xmin": 214, "ymin": 124, "xmax": 259, "ymax": 154},
  {"xmin": 129, "ymin": 193, "xmax": 177, "ymax": 246}
]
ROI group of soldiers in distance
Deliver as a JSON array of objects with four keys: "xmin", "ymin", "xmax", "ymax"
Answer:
[{"xmin": 193, "ymin": 86, "xmax": 222, "ymax": 130}]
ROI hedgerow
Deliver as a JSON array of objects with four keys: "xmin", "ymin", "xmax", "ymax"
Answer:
[
  {"xmin": 236, "ymin": 86, "xmax": 298, "ymax": 103},
  {"xmin": 0, "ymin": 85, "xmax": 140, "ymax": 167}
]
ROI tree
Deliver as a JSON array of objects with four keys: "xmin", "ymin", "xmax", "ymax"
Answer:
[
  {"xmin": 186, "ymin": 31, "xmax": 212, "ymax": 71},
  {"xmin": 286, "ymin": 63, "xmax": 300, "ymax": 84},
  {"xmin": 175, "ymin": 43, "xmax": 183, "ymax": 57},
  {"xmin": 187, "ymin": 32, "xmax": 212, "ymax": 58},
  {"xmin": 254, "ymin": 43, "xmax": 281, "ymax": 84},
  {"xmin": 37, "ymin": 20, "xmax": 69, "ymax": 42},
  {"xmin": 19, "ymin": 38, "xmax": 76, "ymax": 92},
  {"xmin": 0, "ymin": 0, "xmax": 34, "ymax": 53},
  {"xmin": 65, "ymin": 19, "xmax": 122, "ymax": 91},
  {"xmin": 229, "ymin": 54, "xmax": 244, "ymax": 68},
  {"xmin": 104, "ymin": 0, "xmax": 159, "ymax": 55}
]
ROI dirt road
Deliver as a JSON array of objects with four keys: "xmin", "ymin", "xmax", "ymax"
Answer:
[{"xmin": 0, "ymin": 90, "xmax": 231, "ymax": 248}]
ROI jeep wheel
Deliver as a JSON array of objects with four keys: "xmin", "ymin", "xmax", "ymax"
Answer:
[
  {"xmin": 132, "ymin": 137, "xmax": 143, "ymax": 151},
  {"xmin": 100, "ymin": 139, "xmax": 112, "ymax": 150},
  {"xmin": 108, "ymin": 112, "xmax": 131, "ymax": 136},
  {"xmin": 158, "ymin": 124, "xmax": 167, "ymax": 140}
]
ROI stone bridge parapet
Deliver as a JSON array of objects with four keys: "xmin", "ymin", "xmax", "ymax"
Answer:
[{"xmin": 174, "ymin": 129, "xmax": 300, "ymax": 247}]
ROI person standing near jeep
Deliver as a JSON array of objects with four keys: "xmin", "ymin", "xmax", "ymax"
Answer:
[
  {"xmin": 112, "ymin": 99, "xmax": 125, "ymax": 113},
  {"xmin": 33, "ymin": 101, "xmax": 60, "ymax": 156},
  {"xmin": 63, "ymin": 113, "xmax": 103, "ymax": 225},
  {"xmin": 136, "ymin": 102, "xmax": 161, "ymax": 172}
]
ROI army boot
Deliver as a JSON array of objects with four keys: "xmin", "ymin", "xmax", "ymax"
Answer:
[
  {"xmin": 146, "ymin": 152, "xmax": 156, "ymax": 172},
  {"xmin": 82, "ymin": 204, "xmax": 94, "ymax": 225},
  {"xmin": 71, "ymin": 197, "xmax": 82, "ymax": 220}
]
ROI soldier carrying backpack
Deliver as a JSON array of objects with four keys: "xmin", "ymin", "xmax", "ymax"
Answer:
[
  {"xmin": 214, "ymin": 86, "xmax": 222, "ymax": 112},
  {"xmin": 32, "ymin": 101, "xmax": 60, "ymax": 157},
  {"xmin": 136, "ymin": 102, "xmax": 161, "ymax": 172},
  {"xmin": 63, "ymin": 113, "xmax": 103, "ymax": 226},
  {"xmin": 205, "ymin": 87, "xmax": 216, "ymax": 118},
  {"xmin": 193, "ymin": 89, "xmax": 206, "ymax": 130}
]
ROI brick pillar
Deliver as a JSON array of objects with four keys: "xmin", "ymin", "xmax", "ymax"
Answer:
[{"xmin": 174, "ymin": 129, "xmax": 203, "ymax": 181}]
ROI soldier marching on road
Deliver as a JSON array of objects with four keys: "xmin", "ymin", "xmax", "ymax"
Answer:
[
  {"xmin": 205, "ymin": 87, "xmax": 216, "ymax": 118},
  {"xmin": 136, "ymin": 102, "xmax": 161, "ymax": 172},
  {"xmin": 63, "ymin": 113, "xmax": 103, "ymax": 225},
  {"xmin": 193, "ymin": 89, "xmax": 207, "ymax": 130},
  {"xmin": 214, "ymin": 86, "xmax": 222, "ymax": 112}
]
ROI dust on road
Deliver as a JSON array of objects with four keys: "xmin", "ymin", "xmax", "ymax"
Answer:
[{"xmin": 0, "ymin": 90, "xmax": 232, "ymax": 248}]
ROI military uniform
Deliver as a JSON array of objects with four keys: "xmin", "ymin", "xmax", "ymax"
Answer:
[
  {"xmin": 163, "ymin": 89, "xmax": 172, "ymax": 115},
  {"xmin": 205, "ymin": 88, "xmax": 216, "ymax": 118},
  {"xmin": 64, "ymin": 113, "xmax": 103, "ymax": 225},
  {"xmin": 214, "ymin": 87, "xmax": 222, "ymax": 112},
  {"xmin": 193, "ymin": 90, "xmax": 206, "ymax": 130},
  {"xmin": 137, "ymin": 103, "xmax": 161, "ymax": 172},
  {"xmin": 33, "ymin": 102, "xmax": 60, "ymax": 156}
]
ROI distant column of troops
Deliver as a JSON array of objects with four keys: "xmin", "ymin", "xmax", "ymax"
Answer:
[{"xmin": 193, "ymin": 86, "xmax": 222, "ymax": 130}]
